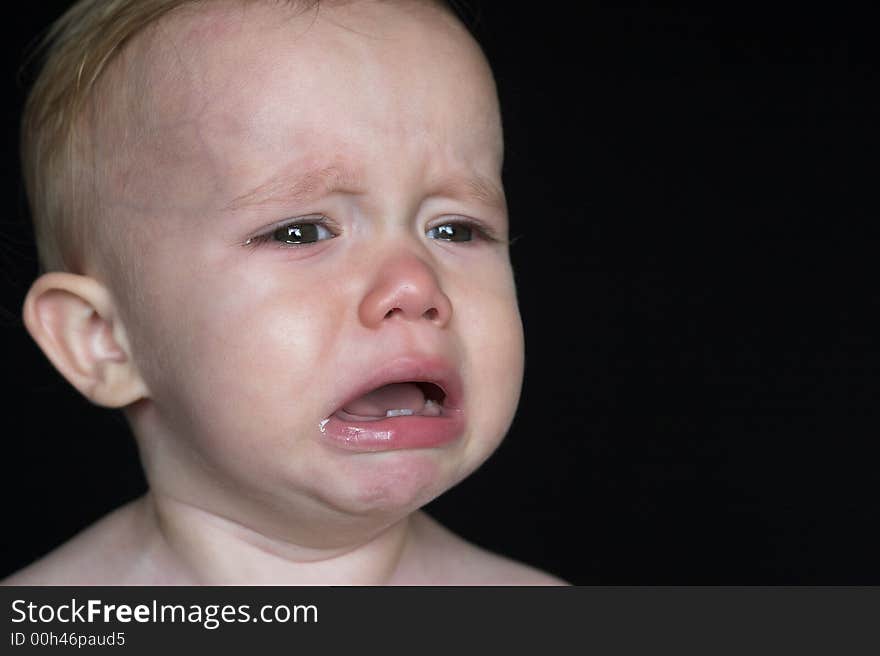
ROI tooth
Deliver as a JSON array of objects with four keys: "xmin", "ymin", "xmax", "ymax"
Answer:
[
  {"xmin": 421, "ymin": 399, "xmax": 442, "ymax": 417},
  {"xmin": 386, "ymin": 408, "xmax": 416, "ymax": 417}
]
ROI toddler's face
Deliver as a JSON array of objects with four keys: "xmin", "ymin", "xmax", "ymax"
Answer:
[{"xmin": 96, "ymin": 0, "xmax": 523, "ymax": 542}]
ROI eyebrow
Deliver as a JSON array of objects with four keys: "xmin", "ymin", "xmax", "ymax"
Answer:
[
  {"xmin": 224, "ymin": 164, "xmax": 506, "ymax": 213},
  {"xmin": 430, "ymin": 174, "xmax": 507, "ymax": 213},
  {"xmin": 225, "ymin": 165, "xmax": 365, "ymax": 211}
]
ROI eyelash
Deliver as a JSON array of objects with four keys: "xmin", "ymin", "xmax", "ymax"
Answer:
[
  {"xmin": 243, "ymin": 215, "xmax": 505, "ymax": 248},
  {"xmin": 244, "ymin": 215, "xmax": 338, "ymax": 248}
]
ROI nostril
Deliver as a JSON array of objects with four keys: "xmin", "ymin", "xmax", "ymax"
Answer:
[{"xmin": 383, "ymin": 307, "xmax": 439, "ymax": 321}]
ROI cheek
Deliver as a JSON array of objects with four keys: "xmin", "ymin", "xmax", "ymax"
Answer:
[
  {"xmin": 479, "ymin": 306, "xmax": 525, "ymax": 415},
  {"xmin": 129, "ymin": 260, "xmax": 341, "ymax": 450},
  {"xmin": 459, "ymin": 276, "xmax": 525, "ymax": 450}
]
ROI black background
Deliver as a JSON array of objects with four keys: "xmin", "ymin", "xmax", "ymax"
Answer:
[{"xmin": 2, "ymin": 2, "xmax": 878, "ymax": 584}]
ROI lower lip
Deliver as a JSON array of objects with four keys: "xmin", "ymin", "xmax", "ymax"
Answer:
[{"xmin": 319, "ymin": 410, "xmax": 465, "ymax": 453}]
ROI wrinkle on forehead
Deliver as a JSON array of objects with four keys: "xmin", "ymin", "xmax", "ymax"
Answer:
[{"xmin": 87, "ymin": 0, "xmax": 502, "ymax": 247}]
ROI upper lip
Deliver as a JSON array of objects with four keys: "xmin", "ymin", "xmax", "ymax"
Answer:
[{"xmin": 327, "ymin": 354, "xmax": 464, "ymax": 417}]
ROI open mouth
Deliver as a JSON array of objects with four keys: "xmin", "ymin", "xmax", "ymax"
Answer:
[
  {"xmin": 332, "ymin": 381, "xmax": 447, "ymax": 422},
  {"xmin": 318, "ymin": 360, "xmax": 465, "ymax": 451}
]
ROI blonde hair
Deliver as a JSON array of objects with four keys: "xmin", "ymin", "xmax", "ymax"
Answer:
[{"xmin": 21, "ymin": 0, "xmax": 336, "ymax": 274}]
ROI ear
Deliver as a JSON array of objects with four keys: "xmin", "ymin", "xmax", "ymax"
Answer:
[{"xmin": 22, "ymin": 272, "xmax": 149, "ymax": 408}]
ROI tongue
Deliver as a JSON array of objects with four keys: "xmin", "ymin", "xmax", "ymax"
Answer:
[{"xmin": 341, "ymin": 382, "xmax": 426, "ymax": 417}]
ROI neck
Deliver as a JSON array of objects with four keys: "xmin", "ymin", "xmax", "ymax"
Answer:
[{"xmin": 139, "ymin": 492, "xmax": 418, "ymax": 585}]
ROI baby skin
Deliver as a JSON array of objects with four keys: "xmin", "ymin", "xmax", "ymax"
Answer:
[{"xmin": 5, "ymin": 0, "xmax": 564, "ymax": 585}]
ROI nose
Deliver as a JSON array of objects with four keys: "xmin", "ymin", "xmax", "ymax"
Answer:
[{"xmin": 358, "ymin": 252, "xmax": 453, "ymax": 329}]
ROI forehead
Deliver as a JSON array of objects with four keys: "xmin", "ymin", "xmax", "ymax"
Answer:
[{"xmin": 94, "ymin": 0, "xmax": 502, "ymax": 216}]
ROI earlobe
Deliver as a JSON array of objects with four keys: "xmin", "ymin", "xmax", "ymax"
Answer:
[{"xmin": 22, "ymin": 272, "xmax": 149, "ymax": 408}]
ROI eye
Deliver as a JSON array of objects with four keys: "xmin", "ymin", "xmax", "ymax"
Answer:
[
  {"xmin": 426, "ymin": 222, "xmax": 474, "ymax": 242},
  {"xmin": 272, "ymin": 223, "xmax": 334, "ymax": 244},
  {"xmin": 245, "ymin": 217, "xmax": 337, "ymax": 248}
]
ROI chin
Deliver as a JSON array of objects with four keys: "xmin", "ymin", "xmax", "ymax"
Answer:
[{"xmin": 314, "ymin": 444, "xmax": 468, "ymax": 517}]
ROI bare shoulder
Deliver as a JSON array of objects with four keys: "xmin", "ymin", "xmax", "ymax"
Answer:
[
  {"xmin": 2, "ymin": 499, "xmax": 154, "ymax": 586},
  {"xmin": 407, "ymin": 512, "xmax": 570, "ymax": 586}
]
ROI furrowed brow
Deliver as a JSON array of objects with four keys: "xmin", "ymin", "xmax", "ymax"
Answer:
[
  {"xmin": 435, "ymin": 175, "xmax": 507, "ymax": 212},
  {"xmin": 225, "ymin": 165, "xmax": 363, "ymax": 211}
]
